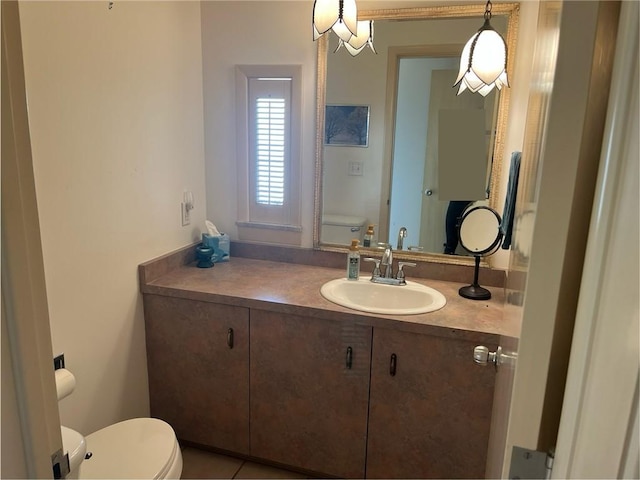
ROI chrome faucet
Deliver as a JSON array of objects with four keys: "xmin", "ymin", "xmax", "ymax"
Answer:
[
  {"xmin": 381, "ymin": 243, "xmax": 394, "ymax": 278},
  {"xmin": 363, "ymin": 244, "xmax": 417, "ymax": 285},
  {"xmin": 397, "ymin": 227, "xmax": 407, "ymax": 250}
]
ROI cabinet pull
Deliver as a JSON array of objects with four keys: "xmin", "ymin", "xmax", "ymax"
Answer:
[
  {"xmin": 346, "ymin": 346, "xmax": 353, "ymax": 369},
  {"xmin": 227, "ymin": 328, "xmax": 234, "ymax": 349},
  {"xmin": 390, "ymin": 353, "xmax": 397, "ymax": 376}
]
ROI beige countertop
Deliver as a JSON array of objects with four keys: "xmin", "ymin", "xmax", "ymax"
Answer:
[{"xmin": 140, "ymin": 256, "xmax": 519, "ymax": 344}]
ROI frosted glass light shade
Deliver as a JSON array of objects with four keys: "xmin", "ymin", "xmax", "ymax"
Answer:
[
  {"xmin": 335, "ymin": 20, "xmax": 376, "ymax": 56},
  {"xmin": 313, "ymin": 0, "xmax": 358, "ymax": 41},
  {"xmin": 332, "ymin": 19, "xmax": 356, "ymax": 42},
  {"xmin": 454, "ymin": 19, "xmax": 509, "ymax": 96}
]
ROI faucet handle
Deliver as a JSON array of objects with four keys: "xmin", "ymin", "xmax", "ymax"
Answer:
[
  {"xmin": 363, "ymin": 257, "xmax": 381, "ymax": 278},
  {"xmin": 396, "ymin": 262, "xmax": 417, "ymax": 283},
  {"xmin": 398, "ymin": 262, "xmax": 416, "ymax": 269}
]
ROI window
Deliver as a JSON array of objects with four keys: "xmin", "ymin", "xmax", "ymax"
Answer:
[
  {"xmin": 236, "ymin": 66, "xmax": 302, "ymax": 245},
  {"xmin": 251, "ymin": 79, "xmax": 287, "ymax": 210}
]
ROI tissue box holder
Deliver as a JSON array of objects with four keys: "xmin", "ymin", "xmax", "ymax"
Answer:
[{"xmin": 202, "ymin": 233, "xmax": 230, "ymax": 263}]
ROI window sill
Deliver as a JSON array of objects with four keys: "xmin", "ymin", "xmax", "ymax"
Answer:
[
  {"xmin": 236, "ymin": 221, "xmax": 302, "ymax": 233},
  {"xmin": 236, "ymin": 222, "xmax": 303, "ymax": 246}
]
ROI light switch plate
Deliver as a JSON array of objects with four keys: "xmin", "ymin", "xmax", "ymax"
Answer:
[
  {"xmin": 181, "ymin": 202, "xmax": 190, "ymax": 226},
  {"xmin": 348, "ymin": 161, "xmax": 364, "ymax": 176}
]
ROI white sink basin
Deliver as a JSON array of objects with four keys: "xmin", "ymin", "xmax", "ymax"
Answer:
[{"xmin": 320, "ymin": 277, "xmax": 447, "ymax": 315}]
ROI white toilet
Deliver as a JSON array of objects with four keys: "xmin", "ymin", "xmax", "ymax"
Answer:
[
  {"xmin": 56, "ymin": 368, "xmax": 182, "ymax": 479},
  {"xmin": 321, "ymin": 214, "xmax": 367, "ymax": 244}
]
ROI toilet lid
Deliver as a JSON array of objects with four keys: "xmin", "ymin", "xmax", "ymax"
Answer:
[{"xmin": 79, "ymin": 418, "xmax": 178, "ymax": 479}]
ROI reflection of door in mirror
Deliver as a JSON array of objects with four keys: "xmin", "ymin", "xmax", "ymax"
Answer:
[{"xmin": 388, "ymin": 59, "xmax": 495, "ymax": 255}]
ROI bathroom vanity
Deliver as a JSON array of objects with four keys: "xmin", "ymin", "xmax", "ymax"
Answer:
[{"xmin": 140, "ymin": 245, "xmax": 516, "ymax": 479}]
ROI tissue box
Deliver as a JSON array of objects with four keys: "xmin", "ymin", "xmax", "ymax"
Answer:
[{"xmin": 202, "ymin": 233, "xmax": 230, "ymax": 263}]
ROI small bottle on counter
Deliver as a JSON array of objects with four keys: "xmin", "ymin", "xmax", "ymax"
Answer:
[
  {"xmin": 347, "ymin": 239, "xmax": 360, "ymax": 280},
  {"xmin": 363, "ymin": 224, "xmax": 375, "ymax": 247}
]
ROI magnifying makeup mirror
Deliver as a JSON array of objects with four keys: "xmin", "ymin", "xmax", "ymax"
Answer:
[{"xmin": 458, "ymin": 205, "xmax": 503, "ymax": 300}]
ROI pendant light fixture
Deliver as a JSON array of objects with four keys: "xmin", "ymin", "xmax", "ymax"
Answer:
[
  {"xmin": 454, "ymin": 0, "xmax": 509, "ymax": 96},
  {"xmin": 313, "ymin": 0, "xmax": 358, "ymax": 42},
  {"xmin": 334, "ymin": 20, "xmax": 376, "ymax": 56}
]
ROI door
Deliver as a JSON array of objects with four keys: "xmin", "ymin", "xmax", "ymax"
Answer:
[
  {"xmin": 366, "ymin": 328, "xmax": 497, "ymax": 479},
  {"xmin": 1, "ymin": 1, "xmax": 63, "ymax": 477},
  {"xmin": 485, "ymin": 1, "xmax": 622, "ymax": 477},
  {"xmin": 144, "ymin": 295, "xmax": 250, "ymax": 454},
  {"xmin": 551, "ymin": 2, "xmax": 639, "ymax": 476},
  {"xmin": 250, "ymin": 310, "xmax": 372, "ymax": 478},
  {"xmin": 418, "ymin": 68, "xmax": 487, "ymax": 252},
  {"xmin": 387, "ymin": 55, "xmax": 457, "ymax": 250}
]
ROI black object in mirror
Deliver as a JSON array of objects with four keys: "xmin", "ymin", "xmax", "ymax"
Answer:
[{"xmin": 458, "ymin": 205, "xmax": 503, "ymax": 300}]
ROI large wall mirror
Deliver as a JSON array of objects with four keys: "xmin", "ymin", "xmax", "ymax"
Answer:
[{"xmin": 313, "ymin": 3, "xmax": 520, "ymax": 264}]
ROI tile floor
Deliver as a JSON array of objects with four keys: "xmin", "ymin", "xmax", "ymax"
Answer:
[{"xmin": 180, "ymin": 446, "xmax": 312, "ymax": 479}]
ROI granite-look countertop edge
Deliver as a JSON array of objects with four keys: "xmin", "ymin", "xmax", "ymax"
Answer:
[{"xmin": 141, "ymin": 257, "xmax": 520, "ymax": 342}]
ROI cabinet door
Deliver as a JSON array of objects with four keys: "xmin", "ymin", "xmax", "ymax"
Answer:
[
  {"xmin": 250, "ymin": 310, "xmax": 372, "ymax": 478},
  {"xmin": 144, "ymin": 295, "xmax": 250, "ymax": 454},
  {"xmin": 366, "ymin": 328, "xmax": 496, "ymax": 479}
]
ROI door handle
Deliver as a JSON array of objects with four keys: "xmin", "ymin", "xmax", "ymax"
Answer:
[
  {"xmin": 424, "ymin": 188, "xmax": 434, "ymax": 196},
  {"xmin": 473, "ymin": 346, "xmax": 517, "ymax": 370},
  {"xmin": 346, "ymin": 346, "xmax": 353, "ymax": 369}
]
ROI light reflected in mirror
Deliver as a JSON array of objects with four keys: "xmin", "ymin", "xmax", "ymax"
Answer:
[{"xmin": 314, "ymin": 3, "xmax": 520, "ymax": 264}]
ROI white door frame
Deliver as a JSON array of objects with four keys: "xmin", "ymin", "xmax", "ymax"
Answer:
[
  {"xmin": 1, "ymin": 1, "xmax": 62, "ymax": 478},
  {"xmin": 490, "ymin": 1, "xmax": 625, "ymax": 476},
  {"xmin": 552, "ymin": 1, "xmax": 639, "ymax": 476}
]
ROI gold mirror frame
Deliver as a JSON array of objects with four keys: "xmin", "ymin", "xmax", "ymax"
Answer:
[{"xmin": 313, "ymin": 3, "xmax": 520, "ymax": 266}]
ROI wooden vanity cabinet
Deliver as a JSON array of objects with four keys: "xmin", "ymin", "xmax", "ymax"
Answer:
[
  {"xmin": 366, "ymin": 327, "xmax": 496, "ymax": 479},
  {"xmin": 249, "ymin": 309, "xmax": 372, "ymax": 478},
  {"xmin": 143, "ymin": 295, "xmax": 250, "ymax": 455},
  {"xmin": 143, "ymin": 293, "xmax": 496, "ymax": 478}
]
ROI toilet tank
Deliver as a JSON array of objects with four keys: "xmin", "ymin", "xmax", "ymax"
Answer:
[{"xmin": 321, "ymin": 214, "xmax": 367, "ymax": 244}]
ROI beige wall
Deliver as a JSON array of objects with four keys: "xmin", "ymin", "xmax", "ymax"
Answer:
[
  {"xmin": 19, "ymin": 1, "xmax": 206, "ymax": 435},
  {"xmin": 201, "ymin": 1, "xmax": 318, "ymax": 245}
]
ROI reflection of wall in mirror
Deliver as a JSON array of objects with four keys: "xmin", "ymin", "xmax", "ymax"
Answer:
[{"xmin": 323, "ymin": 15, "xmax": 507, "ymax": 248}]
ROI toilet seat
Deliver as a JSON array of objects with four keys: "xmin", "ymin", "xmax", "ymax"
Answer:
[
  {"xmin": 78, "ymin": 418, "xmax": 181, "ymax": 479},
  {"xmin": 61, "ymin": 426, "xmax": 87, "ymax": 474}
]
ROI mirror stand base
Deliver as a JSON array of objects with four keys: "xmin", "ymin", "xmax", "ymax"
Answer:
[{"xmin": 459, "ymin": 284, "xmax": 492, "ymax": 300}]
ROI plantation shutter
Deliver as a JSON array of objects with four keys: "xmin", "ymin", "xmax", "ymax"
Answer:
[{"xmin": 248, "ymin": 77, "xmax": 292, "ymax": 224}]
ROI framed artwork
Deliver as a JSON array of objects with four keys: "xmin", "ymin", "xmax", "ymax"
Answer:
[{"xmin": 324, "ymin": 105, "xmax": 370, "ymax": 147}]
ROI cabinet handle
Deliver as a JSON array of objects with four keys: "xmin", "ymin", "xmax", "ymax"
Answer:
[
  {"xmin": 346, "ymin": 346, "xmax": 353, "ymax": 369},
  {"xmin": 390, "ymin": 353, "xmax": 397, "ymax": 376},
  {"xmin": 227, "ymin": 328, "xmax": 234, "ymax": 349}
]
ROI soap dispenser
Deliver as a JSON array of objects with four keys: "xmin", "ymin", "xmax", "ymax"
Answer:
[
  {"xmin": 363, "ymin": 224, "xmax": 375, "ymax": 247},
  {"xmin": 347, "ymin": 239, "xmax": 360, "ymax": 280}
]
